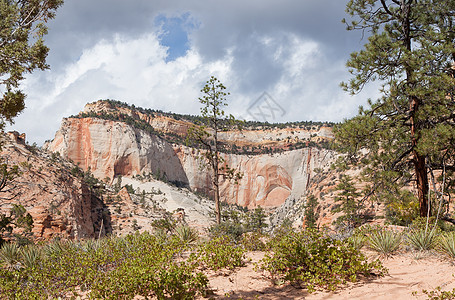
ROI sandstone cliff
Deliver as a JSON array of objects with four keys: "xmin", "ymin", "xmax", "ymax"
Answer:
[
  {"xmin": 0, "ymin": 132, "xmax": 104, "ymax": 240},
  {"xmin": 46, "ymin": 100, "xmax": 338, "ymax": 209}
]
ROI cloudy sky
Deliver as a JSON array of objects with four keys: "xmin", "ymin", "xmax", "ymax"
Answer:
[{"xmin": 8, "ymin": 0, "xmax": 380, "ymax": 145}]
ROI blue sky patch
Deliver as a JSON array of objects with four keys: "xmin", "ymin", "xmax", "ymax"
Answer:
[{"xmin": 155, "ymin": 12, "xmax": 199, "ymax": 62}]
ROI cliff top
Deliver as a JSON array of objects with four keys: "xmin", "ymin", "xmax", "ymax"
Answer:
[{"xmin": 67, "ymin": 99, "xmax": 335, "ymax": 155}]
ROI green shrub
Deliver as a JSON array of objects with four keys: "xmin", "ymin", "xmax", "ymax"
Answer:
[
  {"xmin": 259, "ymin": 228, "xmax": 386, "ymax": 292},
  {"xmin": 437, "ymin": 232, "xmax": 455, "ymax": 259},
  {"xmin": 194, "ymin": 236, "xmax": 246, "ymax": 270},
  {"xmin": 420, "ymin": 286, "xmax": 455, "ymax": 299},
  {"xmin": 174, "ymin": 225, "xmax": 199, "ymax": 246},
  {"xmin": 0, "ymin": 232, "xmax": 208, "ymax": 299},
  {"xmin": 240, "ymin": 231, "xmax": 268, "ymax": 251},
  {"xmin": 207, "ymin": 221, "xmax": 244, "ymax": 242},
  {"xmin": 406, "ymin": 228, "xmax": 438, "ymax": 251},
  {"xmin": 90, "ymin": 234, "xmax": 207, "ymax": 299},
  {"xmin": 367, "ymin": 228, "xmax": 402, "ymax": 257}
]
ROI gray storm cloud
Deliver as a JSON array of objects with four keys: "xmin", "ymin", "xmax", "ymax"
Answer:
[{"xmin": 8, "ymin": 0, "xmax": 376, "ymax": 144}]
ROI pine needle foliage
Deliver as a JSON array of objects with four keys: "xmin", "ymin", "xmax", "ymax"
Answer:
[{"xmin": 336, "ymin": 0, "xmax": 455, "ymax": 220}]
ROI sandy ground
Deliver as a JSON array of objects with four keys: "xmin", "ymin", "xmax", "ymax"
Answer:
[{"xmin": 199, "ymin": 251, "xmax": 455, "ymax": 300}]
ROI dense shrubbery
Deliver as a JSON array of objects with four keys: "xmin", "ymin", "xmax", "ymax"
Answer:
[
  {"xmin": 259, "ymin": 228, "xmax": 386, "ymax": 292},
  {"xmin": 193, "ymin": 235, "xmax": 246, "ymax": 271},
  {"xmin": 6, "ymin": 221, "xmax": 455, "ymax": 298},
  {"xmin": 0, "ymin": 232, "xmax": 208, "ymax": 299}
]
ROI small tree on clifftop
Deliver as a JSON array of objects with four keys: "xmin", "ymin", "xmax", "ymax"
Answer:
[{"xmin": 187, "ymin": 76, "xmax": 242, "ymax": 224}]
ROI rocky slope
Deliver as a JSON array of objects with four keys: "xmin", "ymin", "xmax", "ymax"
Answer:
[
  {"xmin": 0, "ymin": 132, "xmax": 102, "ymax": 240},
  {"xmin": 46, "ymin": 100, "xmax": 338, "ymax": 209},
  {"xmin": 0, "ymin": 131, "xmax": 213, "ymax": 241}
]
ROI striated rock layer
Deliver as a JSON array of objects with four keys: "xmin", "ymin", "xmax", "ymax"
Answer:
[
  {"xmin": 47, "ymin": 108, "xmax": 337, "ymax": 209},
  {"xmin": 0, "ymin": 132, "xmax": 105, "ymax": 240}
]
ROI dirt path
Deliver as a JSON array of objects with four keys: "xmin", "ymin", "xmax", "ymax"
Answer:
[{"xmin": 200, "ymin": 251, "xmax": 455, "ymax": 299}]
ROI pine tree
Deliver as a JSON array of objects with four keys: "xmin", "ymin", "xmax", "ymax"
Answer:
[
  {"xmin": 336, "ymin": 0, "xmax": 455, "ymax": 219},
  {"xmin": 304, "ymin": 194, "xmax": 319, "ymax": 229},
  {"xmin": 186, "ymin": 76, "xmax": 242, "ymax": 224},
  {"xmin": 0, "ymin": 0, "xmax": 63, "ymax": 130},
  {"xmin": 333, "ymin": 175, "xmax": 363, "ymax": 229}
]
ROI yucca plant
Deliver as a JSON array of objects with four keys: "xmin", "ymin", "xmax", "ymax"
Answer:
[
  {"xmin": 175, "ymin": 225, "xmax": 199, "ymax": 246},
  {"xmin": 347, "ymin": 234, "xmax": 366, "ymax": 250},
  {"xmin": 367, "ymin": 228, "xmax": 401, "ymax": 257},
  {"xmin": 43, "ymin": 239, "xmax": 71, "ymax": 260},
  {"xmin": 406, "ymin": 228, "xmax": 438, "ymax": 251},
  {"xmin": 80, "ymin": 239, "xmax": 102, "ymax": 253},
  {"xmin": 0, "ymin": 243, "xmax": 21, "ymax": 270},
  {"xmin": 437, "ymin": 232, "xmax": 455, "ymax": 259},
  {"xmin": 20, "ymin": 245, "xmax": 42, "ymax": 269}
]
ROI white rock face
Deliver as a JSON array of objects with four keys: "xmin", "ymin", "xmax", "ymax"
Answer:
[{"xmin": 47, "ymin": 117, "xmax": 337, "ymax": 208}]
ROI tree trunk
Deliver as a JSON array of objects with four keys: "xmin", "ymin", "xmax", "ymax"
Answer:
[
  {"xmin": 214, "ymin": 168, "xmax": 221, "ymax": 224},
  {"xmin": 414, "ymin": 152, "xmax": 429, "ymax": 217},
  {"xmin": 402, "ymin": 2, "xmax": 429, "ymax": 218},
  {"xmin": 410, "ymin": 95, "xmax": 429, "ymax": 217}
]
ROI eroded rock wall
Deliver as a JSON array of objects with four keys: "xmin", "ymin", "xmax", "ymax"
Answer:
[
  {"xmin": 47, "ymin": 117, "xmax": 336, "ymax": 208},
  {"xmin": 0, "ymin": 134, "xmax": 104, "ymax": 240}
]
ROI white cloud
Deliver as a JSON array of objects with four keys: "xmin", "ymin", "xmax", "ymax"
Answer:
[
  {"xmin": 9, "ymin": 32, "xmax": 237, "ymax": 143},
  {"xmin": 7, "ymin": 4, "xmax": 375, "ymax": 145}
]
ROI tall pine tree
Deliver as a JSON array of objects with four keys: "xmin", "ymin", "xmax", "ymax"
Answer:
[{"xmin": 336, "ymin": 0, "xmax": 455, "ymax": 219}]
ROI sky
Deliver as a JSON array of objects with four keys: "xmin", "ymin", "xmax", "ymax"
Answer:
[{"xmin": 8, "ymin": 0, "xmax": 380, "ymax": 145}]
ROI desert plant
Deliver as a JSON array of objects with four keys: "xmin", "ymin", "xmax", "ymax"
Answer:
[
  {"xmin": 151, "ymin": 214, "xmax": 177, "ymax": 234},
  {"xmin": 0, "ymin": 232, "xmax": 208, "ymax": 299},
  {"xmin": 43, "ymin": 239, "xmax": 70, "ymax": 260},
  {"xmin": 367, "ymin": 228, "xmax": 402, "ymax": 257},
  {"xmin": 20, "ymin": 244, "xmax": 42, "ymax": 269},
  {"xmin": 174, "ymin": 225, "xmax": 199, "ymax": 246},
  {"xmin": 419, "ymin": 286, "xmax": 455, "ymax": 300},
  {"xmin": 0, "ymin": 243, "xmax": 20, "ymax": 270},
  {"xmin": 194, "ymin": 235, "xmax": 246, "ymax": 271},
  {"xmin": 347, "ymin": 234, "xmax": 366, "ymax": 250},
  {"xmin": 260, "ymin": 228, "xmax": 386, "ymax": 292},
  {"xmin": 91, "ymin": 232, "xmax": 208, "ymax": 299},
  {"xmin": 208, "ymin": 221, "xmax": 244, "ymax": 242},
  {"xmin": 79, "ymin": 238, "xmax": 103, "ymax": 253},
  {"xmin": 437, "ymin": 232, "xmax": 455, "ymax": 259},
  {"xmin": 240, "ymin": 231, "xmax": 267, "ymax": 251},
  {"xmin": 406, "ymin": 228, "xmax": 438, "ymax": 251}
]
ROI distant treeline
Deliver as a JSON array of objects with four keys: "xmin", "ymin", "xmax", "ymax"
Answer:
[{"xmin": 98, "ymin": 99, "xmax": 335, "ymax": 130}]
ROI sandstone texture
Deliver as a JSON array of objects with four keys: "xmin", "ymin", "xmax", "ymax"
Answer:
[
  {"xmin": 0, "ymin": 133, "xmax": 104, "ymax": 240},
  {"xmin": 46, "ymin": 101, "xmax": 338, "ymax": 209}
]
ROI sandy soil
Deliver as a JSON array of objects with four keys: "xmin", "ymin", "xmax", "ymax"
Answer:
[{"xmin": 199, "ymin": 251, "xmax": 455, "ymax": 300}]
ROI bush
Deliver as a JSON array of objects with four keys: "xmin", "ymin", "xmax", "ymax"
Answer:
[
  {"xmin": 367, "ymin": 228, "xmax": 402, "ymax": 257},
  {"xmin": 193, "ymin": 236, "xmax": 246, "ymax": 271},
  {"xmin": 420, "ymin": 286, "xmax": 455, "ymax": 300},
  {"xmin": 259, "ymin": 228, "xmax": 386, "ymax": 292},
  {"xmin": 0, "ymin": 232, "xmax": 209, "ymax": 299},
  {"xmin": 406, "ymin": 228, "xmax": 438, "ymax": 251},
  {"xmin": 437, "ymin": 232, "xmax": 455, "ymax": 259},
  {"xmin": 207, "ymin": 221, "xmax": 244, "ymax": 242},
  {"xmin": 240, "ymin": 231, "xmax": 268, "ymax": 251}
]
